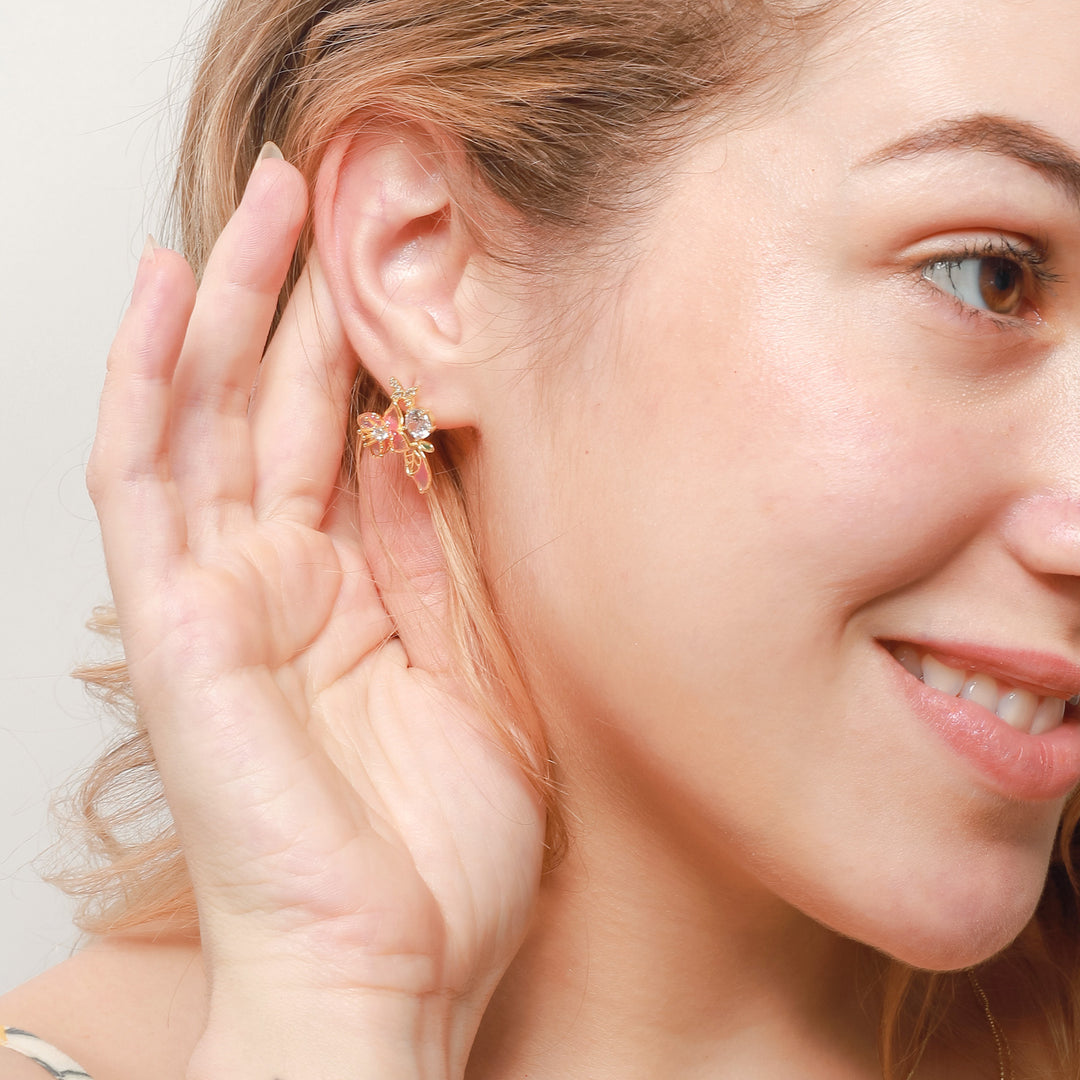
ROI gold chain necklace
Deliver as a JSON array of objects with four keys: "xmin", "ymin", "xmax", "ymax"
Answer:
[
  {"xmin": 904, "ymin": 971, "xmax": 1012, "ymax": 1080},
  {"xmin": 967, "ymin": 971, "xmax": 1012, "ymax": 1080}
]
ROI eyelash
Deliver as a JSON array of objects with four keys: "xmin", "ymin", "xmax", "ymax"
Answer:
[{"xmin": 917, "ymin": 236, "xmax": 1060, "ymax": 330}]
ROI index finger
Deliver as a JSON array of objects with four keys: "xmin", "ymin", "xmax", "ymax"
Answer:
[{"xmin": 168, "ymin": 151, "xmax": 309, "ymax": 526}]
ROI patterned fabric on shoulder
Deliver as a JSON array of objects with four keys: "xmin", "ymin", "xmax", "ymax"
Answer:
[{"xmin": 0, "ymin": 1027, "xmax": 93, "ymax": 1080}]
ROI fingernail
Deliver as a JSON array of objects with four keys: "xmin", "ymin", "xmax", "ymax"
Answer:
[
  {"xmin": 246, "ymin": 143, "xmax": 286, "ymax": 194},
  {"xmin": 132, "ymin": 234, "xmax": 159, "ymax": 304}
]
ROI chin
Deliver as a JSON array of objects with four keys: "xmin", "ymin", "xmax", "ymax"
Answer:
[
  {"xmin": 860, "ymin": 868, "xmax": 1047, "ymax": 972},
  {"xmin": 878, "ymin": 919, "xmax": 1030, "ymax": 973}
]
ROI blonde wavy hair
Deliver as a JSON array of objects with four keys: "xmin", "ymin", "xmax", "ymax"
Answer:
[{"xmin": 48, "ymin": 0, "xmax": 1080, "ymax": 1075}]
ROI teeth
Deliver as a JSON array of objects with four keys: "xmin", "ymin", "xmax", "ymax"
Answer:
[
  {"xmin": 960, "ymin": 672, "xmax": 999, "ymax": 710},
  {"xmin": 893, "ymin": 644, "xmax": 924, "ymax": 678},
  {"xmin": 888, "ymin": 644, "xmax": 1072, "ymax": 735},
  {"xmin": 1031, "ymin": 696, "xmax": 1066, "ymax": 735},
  {"xmin": 996, "ymin": 688, "xmax": 1039, "ymax": 731},
  {"xmin": 921, "ymin": 654, "xmax": 965, "ymax": 696}
]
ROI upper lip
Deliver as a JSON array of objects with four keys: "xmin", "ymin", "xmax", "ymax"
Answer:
[{"xmin": 882, "ymin": 638, "xmax": 1080, "ymax": 700}]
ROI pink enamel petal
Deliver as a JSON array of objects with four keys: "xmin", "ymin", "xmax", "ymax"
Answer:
[{"xmin": 412, "ymin": 457, "xmax": 432, "ymax": 493}]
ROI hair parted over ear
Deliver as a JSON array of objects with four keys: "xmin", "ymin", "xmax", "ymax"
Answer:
[{"xmin": 313, "ymin": 128, "xmax": 484, "ymax": 430}]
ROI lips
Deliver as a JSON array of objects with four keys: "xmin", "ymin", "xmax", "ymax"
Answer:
[
  {"xmin": 885, "ymin": 642, "xmax": 1074, "ymax": 735},
  {"xmin": 880, "ymin": 640, "xmax": 1080, "ymax": 801}
]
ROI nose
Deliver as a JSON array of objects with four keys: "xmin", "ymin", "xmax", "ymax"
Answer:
[{"xmin": 1001, "ymin": 491, "xmax": 1080, "ymax": 580}]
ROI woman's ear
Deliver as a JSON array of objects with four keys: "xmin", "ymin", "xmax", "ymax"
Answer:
[{"xmin": 313, "ymin": 127, "xmax": 484, "ymax": 427}]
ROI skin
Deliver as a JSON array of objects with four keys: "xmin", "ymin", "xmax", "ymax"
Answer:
[
  {"xmin": 2, "ymin": 1, "xmax": 1080, "ymax": 1078},
  {"xmin": 460, "ymin": 1, "xmax": 1080, "ymax": 1073},
  {"xmin": 482, "ymin": 0, "xmax": 1080, "ymax": 967}
]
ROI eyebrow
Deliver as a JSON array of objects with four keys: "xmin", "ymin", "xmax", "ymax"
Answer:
[{"xmin": 859, "ymin": 114, "xmax": 1080, "ymax": 208}]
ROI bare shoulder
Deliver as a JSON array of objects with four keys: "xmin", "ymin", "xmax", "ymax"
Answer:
[
  {"xmin": 0, "ymin": 1047, "xmax": 52, "ymax": 1080},
  {"xmin": 0, "ymin": 936, "xmax": 207, "ymax": 1080}
]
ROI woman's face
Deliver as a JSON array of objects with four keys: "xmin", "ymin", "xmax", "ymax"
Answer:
[{"xmin": 473, "ymin": 0, "xmax": 1080, "ymax": 968}]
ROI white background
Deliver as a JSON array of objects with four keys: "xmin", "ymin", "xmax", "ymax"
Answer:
[{"xmin": 1, "ymin": 0, "xmax": 213, "ymax": 992}]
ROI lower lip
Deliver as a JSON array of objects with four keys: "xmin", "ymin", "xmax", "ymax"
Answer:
[{"xmin": 882, "ymin": 647, "xmax": 1080, "ymax": 801}]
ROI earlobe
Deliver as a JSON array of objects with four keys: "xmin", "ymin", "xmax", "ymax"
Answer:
[{"xmin": 313, "ymin": 127, "xmax": 477, "ymax": 423}]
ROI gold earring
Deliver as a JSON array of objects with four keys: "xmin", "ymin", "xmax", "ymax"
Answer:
[{"xmin": 356, "ymin": 377, "xmax": 437, "ymax": 493}]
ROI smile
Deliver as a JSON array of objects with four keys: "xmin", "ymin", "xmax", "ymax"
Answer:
[
  {"xmin": 879, "ymin": 640, "xmax": 1080, "ymax": 800},
  {"xmin": 886, "ymin": 643, "xmax": 1078, "ymax": 736}
]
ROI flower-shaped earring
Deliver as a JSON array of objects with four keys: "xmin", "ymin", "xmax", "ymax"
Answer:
[{"xmin": 356, "ymin": 377, "xmax": 438, "ymax": 493}]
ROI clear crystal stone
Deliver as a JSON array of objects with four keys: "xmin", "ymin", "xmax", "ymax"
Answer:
[
  {"xmin": 371, "ymin": 424, "xmax": 391, "ymax": 443},
  {"xmin": 404, "ymin": 409, "xmax": 433, "ymax": 440}
]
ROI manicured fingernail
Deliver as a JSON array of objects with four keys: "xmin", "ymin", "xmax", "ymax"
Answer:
[
  {"xmin": 246, "ymin": 143, "xmax": 286, "ymax": 195},
  {"xmin": 132, "ymin": 234, "xmax": 159, "ymax": 303}
]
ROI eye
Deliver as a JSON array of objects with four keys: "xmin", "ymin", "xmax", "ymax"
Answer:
[
  {"xmin": 922, "ymin": 254, "xmax": 1030, "ymax": 316},
  {"xmin": 919, "ymin": 239, "xmax": 1058, "ymax": 321}
]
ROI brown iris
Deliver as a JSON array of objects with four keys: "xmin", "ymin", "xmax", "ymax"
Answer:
[{"xmin": 977, "ymin": 257, "xmax": 1025, "ymax": 315}]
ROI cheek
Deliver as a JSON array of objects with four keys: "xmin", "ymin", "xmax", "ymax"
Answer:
[
  {"xmin": 511, "ymin": 233, "xmax": 1021, "ymax": 739},
  {"xmin": 482, "ymin": 200, "xmax": 1058, "ymax": 963},
  {"xmin": 498, "ymin": 325, "xmax": 1053, "ymax": 962},
  {"xmin": 556, "ymin": 339, "xmax": 990, "ymax": 658}
]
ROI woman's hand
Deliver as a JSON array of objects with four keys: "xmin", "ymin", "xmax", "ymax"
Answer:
[{"xmin": 88, "ymin": 151, "xmax": 545, "ymax": 1080}]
